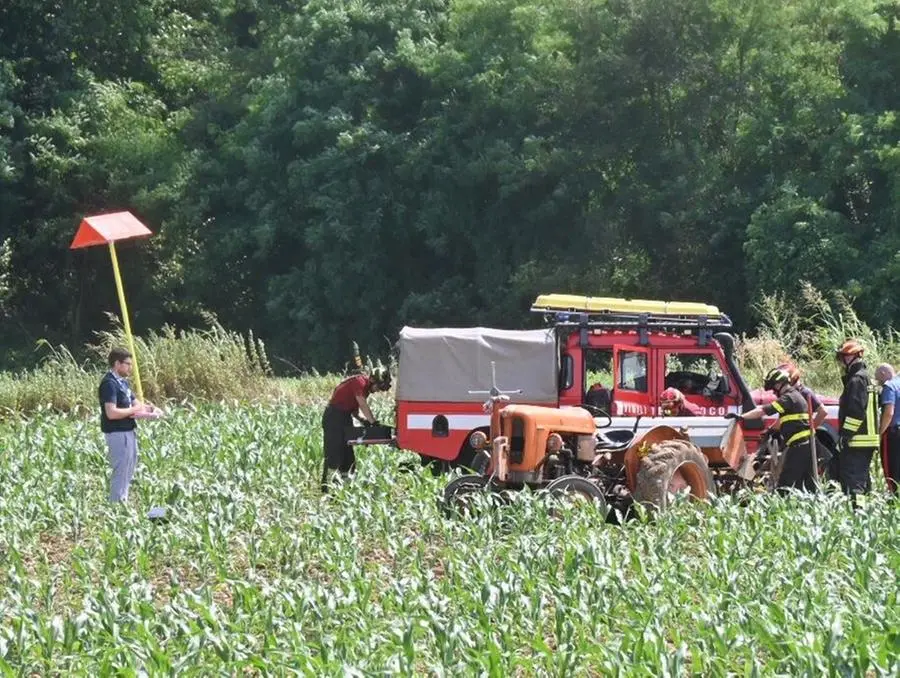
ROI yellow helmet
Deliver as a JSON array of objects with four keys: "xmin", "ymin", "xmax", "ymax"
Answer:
[{"xmin": 763, "ymin": 367, "xmax": 791, "ymax": 392}]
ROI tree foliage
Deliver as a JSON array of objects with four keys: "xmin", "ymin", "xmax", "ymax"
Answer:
[{"xmin": 1, "ymin": 0, "xmax": 899, "ymax": 369}]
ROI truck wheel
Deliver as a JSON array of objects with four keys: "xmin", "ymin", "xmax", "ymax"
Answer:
[
  {"xmin": 545, "ymin": 475, "xmax": 608, "ymax": 514},
  {"xmin": 440, "ymin": 474, "xmax": 492, "ymax": 518},
  {"xmin": 633, "ymin": 439, "xmax": 716, "ymax": 511}
]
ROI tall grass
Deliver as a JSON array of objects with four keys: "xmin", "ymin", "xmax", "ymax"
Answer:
[
  {"xmin": 0, "ymin": 343, "xmax": 97, "ymax": 417},
  {"xmin": 91, "ymin": 313, "xmax": 274, "ymax": 402},
  {"xmin": 0, "ymin": 316, "xmax": 279, "ymax": 416},
  {"xmin": 736, "ymin": 283, "xmax": 900, "ymax": 396},
  {"xmin": 3, "ymin": 285, "xmax": 900, "ymax": 414}
]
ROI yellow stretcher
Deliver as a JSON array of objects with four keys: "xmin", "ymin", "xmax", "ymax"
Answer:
[{"xmin": 531, "ymin": 293, "xmax": 722, "ymax": 318}]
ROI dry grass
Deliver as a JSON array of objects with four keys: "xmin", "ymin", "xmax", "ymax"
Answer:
[
  {"xmin": 738, "ymin": 283, "xmax": 900, "ymax": 395},
  {"xmin": 1, "ymin": 283, "xmax": 897, "ymax": 413},
  {"xmin": 0, "ymin": 315, "xmax": 279, "ymax": 416}
]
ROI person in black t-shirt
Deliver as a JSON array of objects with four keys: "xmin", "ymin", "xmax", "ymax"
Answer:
[{"xmin": 99, "ymin": 347, "xmax": 150, "ymax": 502}]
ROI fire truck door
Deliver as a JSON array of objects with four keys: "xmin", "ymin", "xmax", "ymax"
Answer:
[{"xmin": 612, "ymin": 345, "xmax": 654, "ymax": 416}]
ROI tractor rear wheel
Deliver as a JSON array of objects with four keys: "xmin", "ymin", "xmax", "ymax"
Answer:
[
  {"xmin": 440, "ymin": 474, "xmax": 492, "ymax": 518},
  {"xmin": 545, "ymin": 475, "xmax": 608, "ymax": 515},
  {"xmin": 633, "ymin": 439, "xmax": 716, "ymax": 511}
]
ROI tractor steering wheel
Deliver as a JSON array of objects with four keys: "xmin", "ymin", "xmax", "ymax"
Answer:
[{"xmin": 581, "ymin": 404, "xmax": 612, "ymax": 427}]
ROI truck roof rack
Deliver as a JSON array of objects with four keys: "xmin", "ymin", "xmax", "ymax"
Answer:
[{"xmin": 531, "ymin": 294, "xmax": 732, "ymax": 345}]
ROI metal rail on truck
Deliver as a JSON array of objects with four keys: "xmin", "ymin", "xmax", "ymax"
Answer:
[{"xmin": 530, "ymin": 293, "xmax": 733, "ymax": 346}]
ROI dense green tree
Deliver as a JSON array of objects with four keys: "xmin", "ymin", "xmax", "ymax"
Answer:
[{"xmin": 1, "ymin": 0, "xmax": 898, "ymax": 370}]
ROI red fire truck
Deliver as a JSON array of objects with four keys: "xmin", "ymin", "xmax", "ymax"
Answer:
[{"xmin": 377, "ymin": 294, "xmax": 840, "ymax": 470}]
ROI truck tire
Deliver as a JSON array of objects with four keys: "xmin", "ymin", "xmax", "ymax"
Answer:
[{"xmin": 633, "ymin": 439, "xmax": 716, "ymax": 511}]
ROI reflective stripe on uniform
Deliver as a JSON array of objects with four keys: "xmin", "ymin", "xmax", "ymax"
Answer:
[
  {"xmin": 780, "ymin": 413, "xmax": 809, "ymax": 423},
  {"xmin": 843, "ymin": 416, "xmax": 862, "ymax": 432},
  {"xmin": 786, "ymin": 429, "xmax": 812, "ymax": 446},
  {"xmin": 772, "ymin": 401, "xmax": 785, "ymax": 414},
  {"xmin": 848, "ymin": 388, "xmax": 879, "ymax": 449}
]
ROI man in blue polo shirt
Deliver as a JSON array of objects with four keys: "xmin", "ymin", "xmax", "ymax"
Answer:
[
  {"xmin": 99, "ymin": 347, "xmax": 147, "ymax": 502},
  {"xmin": 875, "ymin": 363, "xmax": 900, "ymax": 495}
]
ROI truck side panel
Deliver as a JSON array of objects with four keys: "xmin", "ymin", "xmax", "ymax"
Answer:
[
  {"xmin": 396, "ymin": 400, "xmax": 555, "ymax": 461},
  {"xmin": 396, "ymin": 401, "xmax": 489, "ymax": 462}
]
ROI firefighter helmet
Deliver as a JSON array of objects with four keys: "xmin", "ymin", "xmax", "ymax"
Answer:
[
  {"xmin": 660, "ymin": 387, "xmax": 685, "ymax": 415},
  {"xmin": 836, "ymin": 339, "xmax": 865, "ymax": 359},
  {"xmin": 775, "ymin": 362, "xmax": 801, "ymax": 385},
  {"xmin": 763, "ymin": 367, "xmax": 791, "ymax": 392},
  {"xmin": 370, "ymin": 366, "xmax": 392, "ymax": 390}
]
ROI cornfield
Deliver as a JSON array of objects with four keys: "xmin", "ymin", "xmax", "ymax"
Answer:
[{"xmin": 0, "ymin": 402, "xmax": 897, "ymax": 674}]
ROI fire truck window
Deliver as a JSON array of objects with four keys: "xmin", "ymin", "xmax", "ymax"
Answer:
[
  {"xmin": 618, "ymin": 352, "xmax": 648, "ymax": 392},
  {"xmin": 585, "ymin": 350, "xmax": 612, "ymax": 389},
  {"xmin": 664, "ymin": 353, "xmax": 728, "ymax": 396}
]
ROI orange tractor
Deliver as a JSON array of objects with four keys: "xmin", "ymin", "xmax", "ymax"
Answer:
[{"xmin": 441, "ymin": 366, "xmax": 749, "ymax": 519}]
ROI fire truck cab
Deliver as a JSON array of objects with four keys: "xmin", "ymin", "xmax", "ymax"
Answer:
[{"xmin": 389, "ymin": 294, "xmax": 840, "ymax": 469}]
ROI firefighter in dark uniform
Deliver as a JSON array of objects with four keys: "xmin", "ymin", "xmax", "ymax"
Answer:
[
  {"xmin": 776, "ymin": 362, "xmax": 827, "ymax": 428},
  {"xmin": 321, "ymin": 367, "xmax": 391, "ymax": 491},
  {"xmin": 835, "ymin": 340, "xmax": 879, "ymax": 499},
  {"xmin": 728, "ymin": 367, "xmax": 816, "ymax": 492}
]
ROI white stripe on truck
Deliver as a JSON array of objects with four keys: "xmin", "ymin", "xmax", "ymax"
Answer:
[
  {"xmin": 406, "ymin": 412, "xmax": 736, "ymax": 448},
  {"xmin": 406, "ymin": 414, "xmax": 490, "ymax": 430}
]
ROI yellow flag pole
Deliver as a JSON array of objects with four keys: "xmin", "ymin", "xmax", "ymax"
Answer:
[{"xmin": 108, "ymin": 241, "xmax": 144, "ymax": 401}]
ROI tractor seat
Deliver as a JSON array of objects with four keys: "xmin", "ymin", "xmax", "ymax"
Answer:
[{"xmin": 595, "ymin": 429, "xmax": 636, "ymax": 450}]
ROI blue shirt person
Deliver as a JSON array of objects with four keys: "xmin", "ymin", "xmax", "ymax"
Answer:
[
  {"xmin": 98, "ymin": 348, "xmax": 147, "ymax": 502},
  {"xmin": 875, "ymin": 363, "xmax": 900, "ymax": 494},
  {"xmin": 875, "ymin": 364, "xmax": 900, "ymax": 431}
]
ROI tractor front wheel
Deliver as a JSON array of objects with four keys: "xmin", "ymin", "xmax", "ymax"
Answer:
[
  {"xmin": 633, "ymin": 439, "xmax": 716, "ymax": 511},
  {"xmin": 545, "ymin": 475, "xmax": 608, "ymax": 515},
  {"xmin": 440, "ymin": 473, "xmax": 493, "ymax": 518}
]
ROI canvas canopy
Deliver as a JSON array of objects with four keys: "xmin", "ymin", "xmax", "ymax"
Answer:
[{"xmin": 396, "ymin": 326, "xmax": 559, "ymax": 403}]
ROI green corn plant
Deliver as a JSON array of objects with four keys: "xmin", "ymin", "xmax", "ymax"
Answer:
[
  {"xmin": 1, "ymin": 401, "xmax": 895, "ymax": 674},
  {"xmin": 0, "ymin": 309, "xmax": 898, "ymax": 672}
]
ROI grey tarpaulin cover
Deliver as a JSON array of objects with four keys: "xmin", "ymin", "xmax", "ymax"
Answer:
[{"xmin": 396, "ymin": 326, "xmax": 559, "ymax": 403}]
